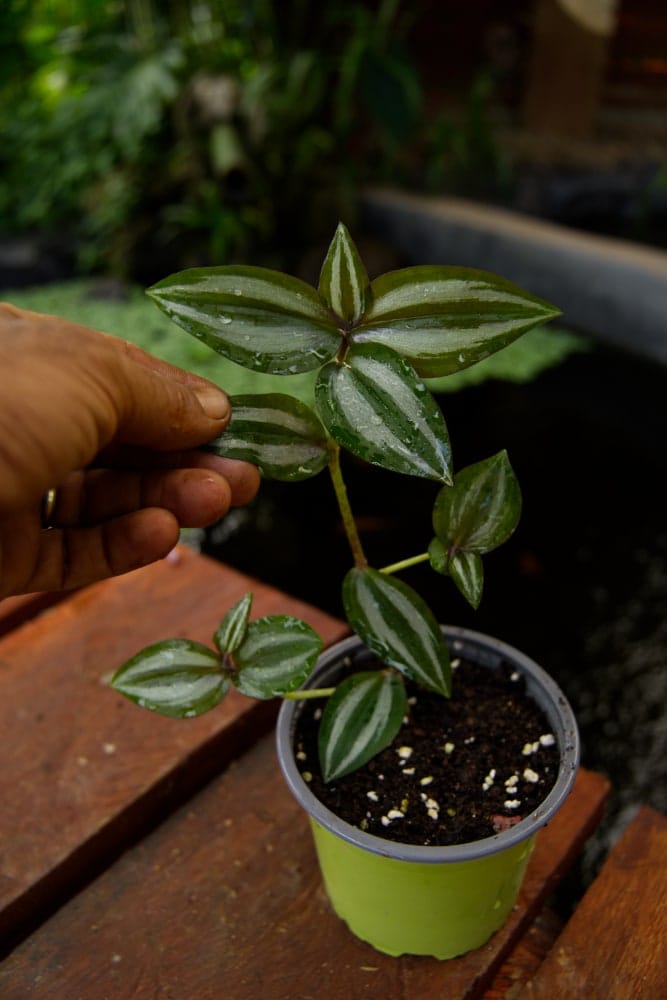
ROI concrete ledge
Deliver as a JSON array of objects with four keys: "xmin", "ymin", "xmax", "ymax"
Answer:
[{"xmin": 362, "ymin": 188, "xmax": 667, "ymax": 365}]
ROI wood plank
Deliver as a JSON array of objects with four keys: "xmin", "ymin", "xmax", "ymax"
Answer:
[
  {"xmin": 0, "ymin": 593, "xmax": 68, "ymax": 638},
  {"xmin": 0, "ymin": 547, "xmax": 348, "ymax": 950},
  {"xmin": 483, "ymin": 909, "xmax": 563, "ymax": 999},
  {"xmin": 0, "ymin": 734, "xmax": 609, "ymax": 999},
  {"xmin": 523, "ymin": 806, "xmax": 667, "ymax": 998}
]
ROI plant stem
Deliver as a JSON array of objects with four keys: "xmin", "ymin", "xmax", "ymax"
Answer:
[
  {"xmin": 380, "ymin": 552, "xmax": 430, "ymax": 575},
  {"xmin": 284, "ymin": 687, "xmax": 336, "ymax": 700},
  {"xmin": 328, "ymin": 445, "xmax": 367, "ymax": 568}
]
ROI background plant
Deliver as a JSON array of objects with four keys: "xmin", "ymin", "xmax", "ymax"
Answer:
[
  {"xmin": 421, "ymin": 72, "xmax": 512, "ymax": 200},
  {"xmin": 111, "ymin": 224, "xmax": 560, "ymax": 781},
  {"xmin": 0, "ymin": 0, "xmax": 423, "ymax": 280}
]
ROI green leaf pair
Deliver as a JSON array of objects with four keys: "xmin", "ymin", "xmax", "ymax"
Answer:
[
  {"xmin": 429, "ymin": 450, "xmax": 522, "ymax": 608},
  {"xmin": 110, "ymin": 571, "xmax": 450, "ymax": 786},
  {"xmin": 207, "ymin": 348, "xmax": 453, "ymax": 484},
  {"xmin": 315, "ymin": 566, "xmax": 453, "ymax": 783},
  {"xmin": 110, "ymin": 595, "xmax": 322, "ymax": 717}
]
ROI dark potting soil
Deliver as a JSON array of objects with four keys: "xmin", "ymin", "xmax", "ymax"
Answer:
[{"xmin": 294, "ymin": 657, "xmax": 559, "ymax": 847}]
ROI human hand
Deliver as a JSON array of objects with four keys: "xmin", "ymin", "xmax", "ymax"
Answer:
[{"xmin": 0, "ymin": 304, "xmax": 260, "ymax": 597}]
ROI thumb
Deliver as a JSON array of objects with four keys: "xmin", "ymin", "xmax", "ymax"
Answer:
[{"xmin": 112, "ymin": 339, "xmax": 231, "ymax": 451}]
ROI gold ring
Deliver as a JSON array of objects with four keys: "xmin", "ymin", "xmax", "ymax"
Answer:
[{"xmin": 41, "ymin": 487, "xmax": 59, "ymax": 530}]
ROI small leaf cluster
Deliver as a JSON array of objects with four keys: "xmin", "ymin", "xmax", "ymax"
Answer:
[
  {"xmin": 111, "ymin": 225, "xmax": 559, "ymax": 782},
  {"xmin": 114, "ymin": 594, "xmax": 322, "ymax": 718}
]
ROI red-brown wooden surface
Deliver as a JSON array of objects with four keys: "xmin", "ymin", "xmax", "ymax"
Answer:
[
  {"xmin": 2, "ymin": 548, "xmax": 635, "ymax": 997},
  {"xmin": 0, "ymin": 547, "xmax": 347, "ymax": 948},
  {"xmin": 0, "ymin": 592, "xmax": 67, "ymax": 638},
  {"xmin": 0, "ymin": 732, "xmax": 609, "ymax": 999},
  {"xmin": 485, "ymin": 909, "xmax": 563, "ymax": 1000},
  {"xmin": 523, "ymin": 805, "xmax": 667, "ymax": 998}
]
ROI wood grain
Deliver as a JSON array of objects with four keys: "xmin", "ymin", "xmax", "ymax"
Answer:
[
  {"xmin": 484, "ymin": 909, "xmax": 563, "ymax": 999},
  {"xmin": 523, "ymin": 805, "xmax": 667, "ymax": 998},
  {"xmin": 0, "ymin": 547, "xmax": 347, "ymax": 949},
  {"xmin": 0, "ymin": 593, "xmax": 67, "ymax": 638},
  {"xmin": 0, "ymin": 734, "xmax": 609, "ymax": 999}
]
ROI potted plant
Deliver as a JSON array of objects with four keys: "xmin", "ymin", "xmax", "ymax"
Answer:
[{"xmin": 111, "ymin": 224, "xmax": 579, "ymax": 959}]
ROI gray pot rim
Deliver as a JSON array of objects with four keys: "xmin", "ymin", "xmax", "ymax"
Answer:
[{"xmin": 276, "ymin": 625, "xmax": 580, "ymax": 864}]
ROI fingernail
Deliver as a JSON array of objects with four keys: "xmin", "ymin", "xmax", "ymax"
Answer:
[{"xmin": 194, "ymin": 386, "xmax": 230, "ymax": 420}]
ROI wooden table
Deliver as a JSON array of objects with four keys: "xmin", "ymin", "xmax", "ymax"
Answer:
[{"xmin": 0, "ymin": 548, "xmax": 664, "ymax": 998}]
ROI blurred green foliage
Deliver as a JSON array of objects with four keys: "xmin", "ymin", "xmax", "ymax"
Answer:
[
  {"xmin": 0, "ymin": 0, "xmax": 428, "ymax": 279},
  {"xmin": 422, "ymin": 72, "xmax": 511, "ymax": 199}
]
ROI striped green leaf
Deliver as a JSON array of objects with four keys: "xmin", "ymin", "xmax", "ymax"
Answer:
[
  {"xmin": 110, "ymin": 640, "xmax": 228, "ymax": 719},
  {"xmin": 430, "ymin": 451, "xmax": 521, "ymax": 607},
  {"xmin": 448, "ymin": 550, "xmax": 484, "ymax": 609},
  {"xmin": 207, "ymin": 394, "xmax": 330, "ymax": 481},
  {"xmin": 318, "ymin": 670, "xmax": 407, "ymax": 782},
  {"xmin": 315, "ymin": 344, "xmax": 453, "ymax": 482},
  {"xmin": 342, "ymin": 567, "xmax": 451, "ymax": 696},
  {"xmin": 432, "ymin": 450, "xmax": 522, "ymax": 553},
  {"xmin": 351, "ymin": 266, "xmax": 561, "ymax": 377},
  {"xmin": 214, "ymin": 593, "xmax": 252, "ymax": 654},
  {"xmin": 318, "ymin": 222, "xmax": 371, "ymax": 325},
  {"xmin": 147, "ymin": 266, "xmax": 341, "ymax": 374},
  {"xmin": 233, "ymin": 616, "xmax": 323, "ymax": 699},
  {"xmin": 428, "ymin": 537, "xmax": 484, "ymax": 606}
]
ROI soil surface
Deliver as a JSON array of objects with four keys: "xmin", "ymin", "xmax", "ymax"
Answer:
[{"xmin": 294, "ymin": 656, "xmax": 559, "ymax": 846}]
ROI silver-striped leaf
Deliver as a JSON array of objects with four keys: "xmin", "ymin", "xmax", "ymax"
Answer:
[
  {"xmin": 147, "ymin": 265, "xmax": 341, "ymax": 374},
  {"xmin": 110, "ymin": 640, "xmax": 228, "ymax": 719},
  {"xmin": 429, "ymin": 451, "xmax": 521, "ymax": 607},
  {"xmin": 214, "ymin": 593, "xmax": 253, "ymax": 654},
  {"xmin": 351, "ymin": 265, "xmax": 561, "ymax": 377},
  {"xmin": 432, "ymin": 450, "xmax": 522, "ymax": 553},
  {"xmin": 318, "ymin": 670, "xmax": 407, "ymax": 782},
  {"xmin": 342, "ymin": 567, "xmax": 451, "ymax": 696},
  {"xmin": 448, "ymin": 550, "xmax": 484, "ymax": 609},
  {"xmin": 233, "ymin": 616, "xmax": 323, "ymax": 699},
  {"xmin": 318, "ymin": 222, "xmax": 371, "ymax": 325},
  {"xmin": 315, "ymin": 344, "xmax": 453, "ymax": 482},
  {"xmin": 207, "ymin": 393, "xmax": 330, "ymax": 481}
]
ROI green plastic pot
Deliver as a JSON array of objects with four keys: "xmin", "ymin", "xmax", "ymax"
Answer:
[{"xmin": 276, "ymin": 626, "xmax": 579, "ymax": 960}]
